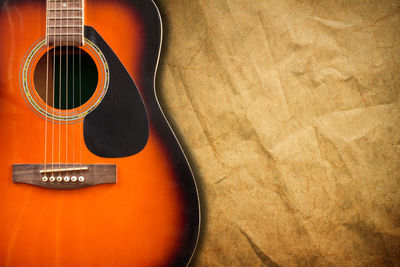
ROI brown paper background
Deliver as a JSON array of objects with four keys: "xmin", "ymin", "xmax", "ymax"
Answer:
[{"xmin": 155, "ymin": 0, "xmax": 400, "ymax": 266}]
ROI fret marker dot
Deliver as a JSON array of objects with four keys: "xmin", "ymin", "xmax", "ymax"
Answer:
[{"xmin": 63, "ymin": 3, "xmax": 67, "ymax": 7}]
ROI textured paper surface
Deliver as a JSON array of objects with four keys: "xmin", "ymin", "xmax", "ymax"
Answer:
[{"xmin": 156, "ymin": 0, "xmax": 400, "ymax": 266}]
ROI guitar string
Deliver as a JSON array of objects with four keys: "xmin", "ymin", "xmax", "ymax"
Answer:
[
  {"xmin": 65, "ymin": 0, "xmax": 69, "ymax": 179},
  {"xmin": 58, "ymin": 0, "xmax": 63, "ymax": 179},
  {"xmin": 51, "ymin": 0, "xmax": 57, "ymax": 179},
  {"xmin": 44, "ymin": 0, "xmax": 50, "ymax": 178},
  {"xmin": 72, "ymin": 1, "xmax": 76, "ymax": 178},
  {"xmin": 79, "ymin": 34, "xmax": 82, "ymax": 177},
  {"xmin": 79, "ymin": 0, "xmax": 83, "ymax": 178}
]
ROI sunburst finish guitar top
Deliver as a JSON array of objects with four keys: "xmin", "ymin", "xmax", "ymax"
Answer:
[{"xmin": 0, "ymin": 0, "xmax": 200, "ymax": 266}]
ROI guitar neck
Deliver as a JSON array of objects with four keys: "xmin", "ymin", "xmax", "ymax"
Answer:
[{"xmin": 46, "ymin": 0, "xmax": 84, "ymax": 46}]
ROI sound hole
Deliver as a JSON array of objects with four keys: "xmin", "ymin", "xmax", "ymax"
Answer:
[{"xmin": 33, "ymin": 46, "xmax": 98, "ymax": 110}]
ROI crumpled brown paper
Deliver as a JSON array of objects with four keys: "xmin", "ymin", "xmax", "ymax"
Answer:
[{"xmin": 156, "ymin": 0, "xmax": 400, "ymax": 266}]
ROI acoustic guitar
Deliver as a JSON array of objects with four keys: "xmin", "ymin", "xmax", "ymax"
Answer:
[{"xmin": 0, "ymin": 0, "xmax": 200, "ymax": 266}]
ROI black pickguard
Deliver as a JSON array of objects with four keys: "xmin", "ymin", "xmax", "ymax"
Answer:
[{"xmin": 83, "ymin": 26, "xmax": 149, "ymax": 158}]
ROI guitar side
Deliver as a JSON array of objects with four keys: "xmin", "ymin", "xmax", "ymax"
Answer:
[{"xmin": 0, "ymin": 0, "xmax": 200, "ymax": 266}]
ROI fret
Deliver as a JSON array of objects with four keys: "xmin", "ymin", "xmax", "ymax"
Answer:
[
  {"xmin": 47, "ymin": 17, "xmax": 83, "ymax": 20},
  {"xmin": 47, "ymin": 28, "xmax": 83, "ymax": 34},
  {"xmin": 47, "ymin": 25, "xmax": 82, "ymax": 28},
  {"xmin": 47, "ymin": 11, "xmax": 83, "ymax": 16},
  {"xmin": 47, "ymin": 8, "xmax": 83, "ymax": 11},
  {"xmin": 47, "ymin": 19, "xmax": 83, "ymax": 26},
  {"xmin": 46, "ymin": 1, "xmax": 83, "ymax": 3},
  {"xmin": 46, "ymin": 25, "xmax": 83, "ymax": 30},
  {"xmin": 47, "ymin": 0, "xmax": 82, "ymax": 2},
  {"xmin": 47, "ymin": 26, "xmax": 83, "ymax": 31},
  {"xmin": 47, "ymin": 33, "xmax": 82, "ymax": 36}
]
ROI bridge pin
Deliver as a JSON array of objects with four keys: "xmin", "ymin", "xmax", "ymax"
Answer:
[
  {"xmin": 49, "ymin": 176, "xmax": 55, "ymax": 182},
  {"xmin": 56, "ymin": 176, "xmax": 63, "ymax": 182},
  {"xmin": 64, "ymin": 176, "xmax": 70, "ymax": 182},
  {"xmin": 42, "ymin": 176, "xmax": 48, "ymax": 182},
  {"xmin": 71, "ymin": 176, "xmax": 77, "ymax": 182},
  {"xmin": 78, "ymin": 176, "xmax": 85, "ymax": 182}
]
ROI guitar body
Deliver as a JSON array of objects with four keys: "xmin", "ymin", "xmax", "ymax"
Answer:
[{"xmin": 0, "ymin": 0, "xmax": 200, "ymax": 266}]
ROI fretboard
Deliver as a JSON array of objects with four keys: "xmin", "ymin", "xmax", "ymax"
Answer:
[{"xmin": 46, "ymin": 0, "xmax": 84, "ymax": 46}]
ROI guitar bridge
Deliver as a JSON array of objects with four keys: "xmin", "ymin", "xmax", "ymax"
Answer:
[{"xmin": 13, "ymin": 164, "xmax": 116, "ymax": 190}]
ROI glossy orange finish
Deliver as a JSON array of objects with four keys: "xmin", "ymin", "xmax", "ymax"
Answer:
[{"xmin": 0, "ymin": 1, "xmax": 184, "ymax": 266}]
